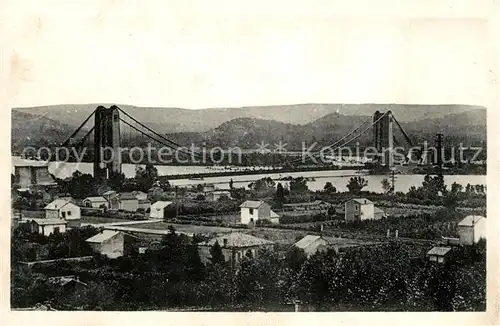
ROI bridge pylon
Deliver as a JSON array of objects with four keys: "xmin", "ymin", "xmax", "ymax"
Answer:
[
  {"xmin": 93, "ymin": 105, "xmax": 122, "ymax": 179},
  {"xmin": 372, "ymin": 110, "xmax": 394, "ymax": 167}
]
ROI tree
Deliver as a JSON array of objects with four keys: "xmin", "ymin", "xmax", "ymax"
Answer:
[
  {"xmin": 229, "ymin": 178, "xmax": 234, "ymax": 190},
  {"xmin": 346, "ymin": 176, "xmax": 368, "ymax": 194},
  {"xmin": 135, "ymin": 164, "xmax": 159, "ymax": 192},
  {"xmin": 185, "ymin": 244, "xmax": 205, "ymax": 281},
  {"xmin": 248, "ymin": 177, "xmax": 275, "ymax": 196},
  {"xmin": 290, "ymin": 177, "xmax": 308, "ymax": 193},
  {"xmin": 209, "ymin": 241, "xmax": 226, "ymax": 265},
  {"xmin": 381, "ymin": 178, "xmax": 392, "ymax": 194},
  {"xmin": 323, "ymin": 182, "xmax": 337, "ymax": 194},
  {"xmin": 276, "ymin": 183, "xmax": 286, "ymax": 205}
]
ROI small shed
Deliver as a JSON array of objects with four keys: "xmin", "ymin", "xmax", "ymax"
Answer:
[
  {"xmin": 82, "ymin": 196, "xmax": 108, "ymax": 208},
  {"xmin": 29, "ymin": 219, "xmax": 68, "ymax": 236},
  {"xmin": 427, "ymin": 246, "xmax": 452, "ymax": 263},
  {"xmin": 149, "ymin": 201, "xmax": 174, "ymax": 219}
]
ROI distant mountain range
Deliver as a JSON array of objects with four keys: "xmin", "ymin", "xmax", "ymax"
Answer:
[
  {"xmin": 13, "ymin": 103, "xmax": 485, "ymax": 133},
  {"xmin": 11, "ymin": 104, "xmax": 486, "ymax": 152}
]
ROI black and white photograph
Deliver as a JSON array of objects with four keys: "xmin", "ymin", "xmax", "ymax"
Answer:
[{"xmin": 4, "ymin": 0, "xmax": 495, "ymax": 317}]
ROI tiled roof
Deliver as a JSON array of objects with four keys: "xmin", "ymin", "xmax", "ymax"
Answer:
[
  {"xmin": 86, "ymin": 230, "xmax": 120, "ymax": 243},
  {"xmin": 120, "ymin": 192, "xmax": 138, "ymax": 200},
  {"xmin": 199, "ymin": 232, "xmax": 274, "ymax": 248},
  {"xmin": 240, "ymin": 200, "xmax": 265, "ymax": 209},
  {"xmin": 30, "ymin": 218, "xmax": 67, "ymax": 225},
  {"xmin": 458, "ymin": 215, "xmax": 486, "ymax": 227},
  {"xmin": 374, "ymin": 207, "xmax": 385, "ymax": 214},
  {"xmin": 44, "ymin": 199, "xmax": 72, "ymax": 210},
  {"xmin": 427, "ymin": 246, "xmax": 452, "ymax": 256}
]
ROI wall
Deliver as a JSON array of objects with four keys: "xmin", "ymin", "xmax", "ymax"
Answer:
[
  {"xmin": 16, "ymin": 167, "xmax": 32, "ymax": 188},
  {"xmin": 120, "ymin": 199, "xmax": 139, "ymax": 212},
  {"xmin": 33, "ymin": 223, "xmax": 67, "ymax": 236},
  {"xmin": 45, "ymin": 210, "xmax": 59, "ymax": 219},
  {"xmin": 150, "ymin": 205, "xmax": 165, "ymax": 219},
  {"xmin": 302, "ymin": 238, "xmax": 329, "ymax": 257},
  {"xmin": 257, "ymin": 203, "xmax": 271, "ymax": 220},
  {"xmin": 360, "ymin": 203, "xmax": 375, "ymax": 221},
  {"xmin": 90, "ymin": 232, "xmax": 125, "ymax": 259},
  {"xmin": 458, "ymin": 219, "xmax": 487, "ymax": 245},
  {"xmin": 344, "ymin": 201, "xmax": 360, "ymax": 222},
  {"xmin": 59, "ymin": 203, "xmax": 81, "ymax": 220},
  {"xmin": 240, "ymin": 207, "xmax": 252, "ymax": 224}
]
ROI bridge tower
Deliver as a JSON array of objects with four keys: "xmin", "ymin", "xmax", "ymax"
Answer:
[
  {"xmin": 372, "ymin": 110, "xmax": 394, "ymax": 167},
  {"xmin": 93, "ymin": 105, "xmax": 122, "ymax": 179}
]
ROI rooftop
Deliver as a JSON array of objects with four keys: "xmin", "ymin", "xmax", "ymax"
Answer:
[
  {"xmin": 86, "ymin": 230, "xmax": 120, "ymax": 243},
  {"xmin": 151, "ymin": 201, "xmax": 173, "ymax": 209},
  {"xmin": 295, "ymin": 235, "xmax": 322, "ymax": 249},
  {"xmin": 83, "ymin": 196, "xmax": 107, "ymax": 203},
  {"xmin": 199, "ymin": 232, "xmax": 274, "ymax": 248},
  {"xmin": 30, "ymin": 218, "xmax": 68, "ymax": 226},
  {"xmin": 427, "ymin": 246, "xmax": 452, "ymax": 256},
  {"xmin": 44, "ymin": 199, "xmax": 73, "ymax": 210},
  {"xmin": 240, "ymin": 200, "xmax": 266, "ymax": 209},
  {"xmin": 458, "ymin": 215, "xmax": 486, "ymax": 227}
]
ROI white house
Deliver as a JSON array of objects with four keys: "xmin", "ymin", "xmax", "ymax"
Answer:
[
  {"xmin": 29, "ymin": 219, "xmax": 68, "ymax": 236},
  {"xmin": 240, "ymin": 200, "xmax": 277, "ymax": 225},
  {"xmin": 86, "ymin": 230, "xmax": 136, "ymax": 259},
  {"xmin": 13, "ymin": 161, "xmax": 57, "ymax": 189},
  {"xmin": 82, "ymin": 196, "xmax": 108, "ymax": 208},
  {"xmin": 44, "ymin": 199, "xmax": 81, "ymax": 220},
  {"xmin": 458, "ymin": 215, "xmax": 487, "ymax": 245},
  {"xmin": 149, "ymin": 201, "xmax": 174, "ymax": 219},
  {"xmin": 344, "ymin": 198, "xmax": 384, "ymax": 222}
]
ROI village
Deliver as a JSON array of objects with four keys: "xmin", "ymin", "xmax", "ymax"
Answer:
[{"xmin": 11, "ymin": 157, "xmax": 487, "ymax": 311}]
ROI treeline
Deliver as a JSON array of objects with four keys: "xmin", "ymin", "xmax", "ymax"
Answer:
[{"xmin": 11, "ymin": 231, "xmax": 486, "ymax": 311}]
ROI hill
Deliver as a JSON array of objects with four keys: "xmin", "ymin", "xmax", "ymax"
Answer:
[
  {"xmin": 13, "ymin": 103, "xmax": 485, "ymax": 134},
  {"xmin": 166, "ymin": 109, "xmax": 486, "ymax": 150}
]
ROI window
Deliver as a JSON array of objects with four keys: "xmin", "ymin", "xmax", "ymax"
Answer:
[
  {"xmin": 355, "ymin": 204, "xmax": 359, "ymax": 210},
  {"xmin": 54, "ymin": 227, "xmax": 60, "ymax": 234},
  {"xmin": 62, "ymin": 212, "xmax": 66, "ymax": 218},
  {"xmin": 249, "ymin": 208, "xmax": 254, "ymax": 215},
  {"xmin": 67, "ymin": 211, "xmax": 71, "ymax": 216}
]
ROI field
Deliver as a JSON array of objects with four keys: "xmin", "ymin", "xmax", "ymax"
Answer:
[{"xmin": 129, "ymin": 221, "xmax": 237, "ymax": 235}]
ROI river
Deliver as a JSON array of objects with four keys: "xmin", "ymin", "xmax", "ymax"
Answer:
[{"xmin": 12, "ymin": 156, "xmax": 486, "ymax": 193}]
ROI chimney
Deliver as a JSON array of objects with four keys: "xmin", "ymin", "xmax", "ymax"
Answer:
[{"xmin": 223, "ymin": 238, "xmax": 228, "ymax": 247}]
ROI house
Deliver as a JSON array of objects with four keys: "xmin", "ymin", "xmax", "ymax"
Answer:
[
  {"xmin": 47, "ymin": 276, "xmax": 87, "ymax": 291},
  {"xmin": 44, "ymin": 199, "xmax": 81, "ymax": 220},
  {"xmin": 294, "ymin": 234, "xmax": 365, "ymax": 257},
  {"xmin": 240, "ymin": 200, "xmax": 272, "ymax": 225},
  {"xmin": 294, "ymin": 235, "xmax": 331, "ymax": 257},
  {"xmin": 458, "ymin": 215, "xmax": 486, "ymax": 245},
  {"xmin": 344, "ymin": 198, "xmax": 384, "ymax": 221},
  {"xmin": 149, "ymin": 201, "xmax": 174, "ymax": 219},
  {"xmin": 13, "ymin": 161, "xmax": 57, "ymax": 189},
  {"xmin": 427, "ymin": 246, "xmax": 452, "ymax": 263},
  {"xmin": 198, "ymin": 232, "xmax": 275, "ymax": 265},
  {"xmin": 118, "ymin": 193, "xmax": 140, "ymax": 211},
  {"xmin": 86, "ymin": 230, "xmax": 137, "ymax": 259},
  {"xmin": 82, "ymin": 196, "xmax": 108, "ymax": 208},
  {"xmin": 131, "ymin": 190, "xmax": 148, "ymax": 200},
  {"xmin": 104, "ymin": 192, "xmax": 140, "ymax": 211},
  {"xmin": 205, "ymin": 190, "xmax": 232, "ymax": 202},
  {"xmin": 29, "ymin": 219, "xmax": 68, "ymax": 236}
]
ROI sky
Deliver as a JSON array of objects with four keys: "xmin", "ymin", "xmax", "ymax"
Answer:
[{"xmin": 2, "ymin": 0, "xmax": 493, "ymax": 109}]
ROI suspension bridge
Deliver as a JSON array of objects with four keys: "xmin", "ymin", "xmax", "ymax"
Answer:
[{"xmin": 54, "ymin": 105, "xmax": 428, "ymax": 179}]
